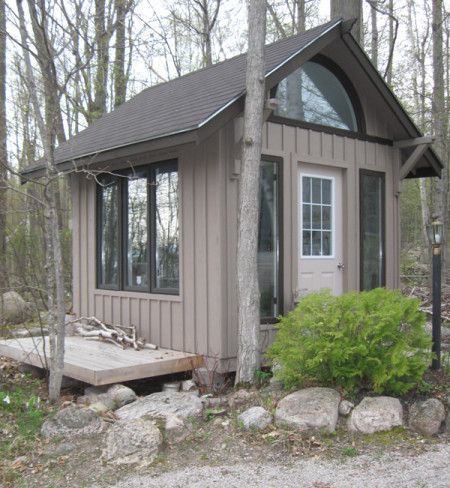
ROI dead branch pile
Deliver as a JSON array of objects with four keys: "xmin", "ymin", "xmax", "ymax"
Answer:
[
  {"xmin": 402, "ymin": 283, "xmax": 450, "ymax": 323},
  {"xmin": 68, "ymin": 316, "xmax": 157, "ymax": 351}
]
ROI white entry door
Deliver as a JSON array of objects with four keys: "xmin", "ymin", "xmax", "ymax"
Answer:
[{"xmin": 298, "ymin": 164, "xmax": 344, "ymax": 296}]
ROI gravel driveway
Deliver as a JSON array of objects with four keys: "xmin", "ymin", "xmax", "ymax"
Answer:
[{"xmin": 108, "ymin": 443, "xmax": 449, "ymax": 488}]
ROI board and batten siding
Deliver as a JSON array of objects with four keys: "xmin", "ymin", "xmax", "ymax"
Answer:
[
  {"xmin": 224, "ymin": 120, "xmax": 401, "ymax": 361},
  {"xmin": 71, "ymin": 130, "xmax": 229, "ymax": 362}
]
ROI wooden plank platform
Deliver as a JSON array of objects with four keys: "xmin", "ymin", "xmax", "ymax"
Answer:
[{"xmin": 0, "ymin": 336, "xmax": 204, "ymax": 385}]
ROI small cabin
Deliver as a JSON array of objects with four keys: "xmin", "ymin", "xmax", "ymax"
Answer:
[{"xmin": 22, "ymin": 18, "xmax": 443, "ymax": 374}]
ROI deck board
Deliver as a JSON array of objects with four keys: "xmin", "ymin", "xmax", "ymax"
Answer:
[{"xmin": 0, "ymin": 336, "xmax": 204, "ymax": 385}]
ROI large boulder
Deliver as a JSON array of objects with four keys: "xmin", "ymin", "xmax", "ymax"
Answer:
[
  {"xmin": 274, "ymin": 387, "xmax": 340, "ymax": 433},
  {"xmin": 348, "ymin": 397, "xmax": 403, "ymax": 434},
  {"xmin": 116, "ymin": 391, "xmax": 203, "ymax": 421},
  {"xmin": 409, "ymin": 398, "xmax": 446, "ymax": 436},
  {"xmin": 238, "ymin": 406, "xmax": 272, "ymax": 430},
  {"xmin": 102, "ymin": 418, "xmax": 162, "ymax": 466},
  {"xmin": 41, "ymin": 406, "xmax": 106, "ymax": 439},
  {"xmin": 1, "ymin": 291, "xmax": 32, "ymax": 325}
]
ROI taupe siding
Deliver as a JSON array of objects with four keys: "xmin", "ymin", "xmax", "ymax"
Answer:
[
  {"xmin": 72, "ymin": 118, "xmax": 401, "ymax": 368},
  {"xmin": 225, "ymin": 121, "xmax": 400, "ymax": 359},
  {"xmin": 72, "ymin": 133, "xmax": 228, "ymax": 361}
]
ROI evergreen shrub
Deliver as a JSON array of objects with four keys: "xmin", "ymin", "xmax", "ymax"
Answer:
[{"xmin": 267, "ymin": 288, "xmax": 431, "ymax": 395}]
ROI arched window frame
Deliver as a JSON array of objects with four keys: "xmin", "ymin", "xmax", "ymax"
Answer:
[{"xmin": 270, "ymin": 54, "xmax": 366, "ymax": 135}]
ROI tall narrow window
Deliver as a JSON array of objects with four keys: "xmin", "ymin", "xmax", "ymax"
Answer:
[
  {"xmin": 153, "ymin": 165, "xmax": 179, "ymax": 292},
  {"xmin": 258, "ymin": 160, "xmax": 280, "ymax": 320},
  {"xmin": 360, "ymin": 170, "xmax": 385, "ymax": 290},
  {"xmin": 125, "ymin": 172, "xmax": 148, "ymax": 290},
  {"xmin": 97, "ymin": 175, "xmax": 120, "ymax": 289}
]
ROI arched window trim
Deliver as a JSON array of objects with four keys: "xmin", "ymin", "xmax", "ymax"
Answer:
[{"xmin": 269, "ymin": 54, "xmax": 366, "ymax": 135}]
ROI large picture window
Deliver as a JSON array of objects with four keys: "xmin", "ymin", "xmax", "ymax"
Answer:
[{"xmin": 97, "ymin": 160, "xmax": 179, "ymax": 294}]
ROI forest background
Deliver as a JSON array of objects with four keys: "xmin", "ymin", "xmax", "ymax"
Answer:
[{"xmin": 0, "ymin": 0, "xmax": 448, "ymax": 317}]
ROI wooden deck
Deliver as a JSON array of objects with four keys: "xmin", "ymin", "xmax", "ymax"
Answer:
[{"xmin": 0, "ymin": 336, "xmax": 204, "ymax": 385}]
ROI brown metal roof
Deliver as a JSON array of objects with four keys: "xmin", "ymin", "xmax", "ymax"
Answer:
[{"xmin": 22, "ymin": 19, "xmax": 342, "ymax": 174}]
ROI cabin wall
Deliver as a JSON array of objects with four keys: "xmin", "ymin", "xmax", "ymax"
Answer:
[
  {"xmin": 71, "ymin": 131, "xmax": 229, "ymax": 362},
  {"xmin": 224, "ymin": 120, "xmax": 401, "ymax": 361}
]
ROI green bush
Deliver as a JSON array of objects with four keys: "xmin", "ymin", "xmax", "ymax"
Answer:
[{"xmin": 267, "ymin": 288, "xmax": 431, "ymax": 395}]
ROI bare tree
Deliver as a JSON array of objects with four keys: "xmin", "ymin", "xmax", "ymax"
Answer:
[
  {"xmin": 0, "ymin": 0, "xmax": 6, "ymax": 314},
  {"xmin": 432, "ymin": 0, "xmax": 448, "ymax": 275},
  {"xmin": 17, "ymin": 0, "xmax": 66, "ymax": 402},
  {"xmin": 370, "ymin": 0, "xmax": 378, "ymax": 69},
  {"xmin": 236, "ymin": 0, "xmax": 266, "ymax": 384}
]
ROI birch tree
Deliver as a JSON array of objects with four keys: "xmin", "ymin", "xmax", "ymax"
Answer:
[{"xmin": 236, "ymin": 0, "xmax": 266, "ymax": 384}]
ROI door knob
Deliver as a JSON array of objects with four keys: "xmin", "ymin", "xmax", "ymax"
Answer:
[{"xmin": 337, "ymin": 262, "xmax": 345, "ymax": 271}]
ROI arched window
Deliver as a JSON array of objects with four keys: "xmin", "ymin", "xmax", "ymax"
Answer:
[{"xmin": 274, "ymin": 57, "xmax": 363, "ymax": 132}]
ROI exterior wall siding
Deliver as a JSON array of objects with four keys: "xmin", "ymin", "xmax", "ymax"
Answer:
[
  {"xmin": 225, "ymin": 120, "xmax": 401, "ymax": 360},
  {"xmin": 72, "ymin": 119, "xmax": 401, "ymax": 369}
]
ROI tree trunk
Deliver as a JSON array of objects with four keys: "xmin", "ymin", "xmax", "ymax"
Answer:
[
  {"xmin": 297, "ymin": 0, "xmax": 306, "ymax": 32},
  {"xmin": 17, "ymin": 0, "xmax": 66, "ymax": 402},
  {"xmin": 330, "ymin": 0, "xmax": 362, "ymax": 44},
  {"xmin": 370, "ymin": 1, "xmax": 378, "ymax": 69},
  {"xmin": 93, "ymin": 0, "xmax": 109, "ymax": 119},
  {"xmin": 235, "ymin": 0, "xmax": 266, "ymax": 385},
  {"xmin": 386, "ymin": 0, "xmax": 394, "ymax": 84},
  {"xmin": 114, "ymin": 0, "xmax": 127, "ymax": 107},
  {"xmin": 0, "ymin": 0, "xmax": 7, "ymax": 315},
  {"xmin": 432, "ymin": 0, "xmax": 448, "ymax": 276}
]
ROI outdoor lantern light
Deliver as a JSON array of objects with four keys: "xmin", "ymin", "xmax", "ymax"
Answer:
[
  {"xmin": 428, "ymin": 215, "xmax": 442, "ymax": 370},
  {"xmin": 428, "ymin": 217, "xmax": 443, "ymax": 249}
]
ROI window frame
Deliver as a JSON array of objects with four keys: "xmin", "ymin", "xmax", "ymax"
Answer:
[
  {"xmin": 270, "ymin": 54, "xmax": 366, "ymax": 136},
  {"xmin": 359, "ymin": 169, "xmax": 386, "ymax": 291},
  {"xmin": 96, "ymin": 159, "xmax": 180, "ymax": 295},
  {"xmin": 299, "ymin": 173, "xmax": 335, "ymax": 259}
]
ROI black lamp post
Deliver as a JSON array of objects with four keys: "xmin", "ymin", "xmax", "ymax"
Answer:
[{"xmin": 427, "ymin": 216, "xmax": 443, "ymax": 370}]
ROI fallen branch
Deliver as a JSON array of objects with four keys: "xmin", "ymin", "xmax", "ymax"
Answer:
[{"xmin": 67, "ymin": 316, "xmax": 158, "ymax": 351}]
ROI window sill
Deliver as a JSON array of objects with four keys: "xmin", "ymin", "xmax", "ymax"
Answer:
[{"xmin": 94, "ymin": 288, "xmax": 182, "ymax": 302}]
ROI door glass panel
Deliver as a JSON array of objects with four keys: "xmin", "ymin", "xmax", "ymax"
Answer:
[
  {"xmin": 98, "ymin": 175, "xmax": 120, "ymax": 288},
  {"xmin": 126, "ymin": 175, "xmax": 148, "ymax": 289},
  {"xmin": 258, "ymin": 161, "xmax": 279, "ymax": 319},
  {"xmin": 360, "ymin": 172, "xmax": 385, "ymax": 290},
  {"xmin": 154, "ymin": 167, "xmax": 179, "ymax": 291},
  {"xmin": 301, "ymin": 175, "xmax": 333, "ymax": 257}
]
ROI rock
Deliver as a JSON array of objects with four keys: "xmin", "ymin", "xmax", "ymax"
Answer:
[
  {"xmin": 162, "ymin": 382, "xmax": 181, "ymax": 392},
  {"xmin": 228, "ymin": 389, "xmax": 256, "ymax": 409},
  {"xmin": 409, "ymin": 398, "xmax": 445, "ymax": 436},
  {"xmin": 165, "ymin": 415, "xmax": 189, "ymax": 443},
  {"xmin": 445, "ymin": 412, "xmax": 450, "ymax": 434},
  {"xmin": 238, "ymin": 406, "xmax": 272, "ymax": 430},
  {"xmin": 181, "ymin": 379, "xmax": 197, "ymax": 392},
  {"xmin": 116, "ymin": 391, "xmax": 203, "ymax": 421},
  {"xmin": 194, "ymin": 367, "xmax": 226, "ymax": 391},
  {"xmin": 1, "ymin": 291, "xmax": 32, "ymax": 324},
  {"xmin": 275, "ymin": 387, "xmax": 340, "ymax": 433},
  {"xmin": 107, "ymin": 384, "xmax": 137, "ymax": 408},
  {"xmin": 89, "ymin": 399, "xmax": 115, "ymax": 414},
  {"xmin": 41, "ymin": 406, "xmax": 106, "ymax": 439},
  {"xmin": 339, "ymin": 400, "xmax": 354, "ymax": 416},
  {"xmin": 49, "ymin": 442, "xmax": 76, "ymax": 456},
  {"xmin": 202, "ymin": 395, "xmax": 228, "ymax": 409},
  {"xmin": 17, "ymin": 363, "xmax": 45, "ymax": 379},
  {"xmin": 102, "ymin": 418, "xmax": 162, "ymax": 466},
  {"xmin": 348, "ymin": 397, "xmax": 403, "ymax": 434},
  {"xmin": 84, "ymin": 385, "xmax": 109, "ymax": 398}
]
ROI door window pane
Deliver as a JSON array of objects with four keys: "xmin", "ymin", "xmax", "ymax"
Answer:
[
  {"xmin": 301, "ymin": 175, "xmax": 333, "ymax": 257},
  {"xmin": 258, "ymin": 161, "xmax": 279, "ymax": 318},
  {"xmin": 98, "ymin": 176, "xmax": 120, "ymax": 288},
  {"xmin": 154, "ymin": 167, "xmax": 179, "ymax": 290},
  {"xmin": 126, "ymin": 176, "xmax": 148, "ymax": 289},
  {"xmin": 360, "ymin": 172, "xmax": 385, "ymax": 290}
]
